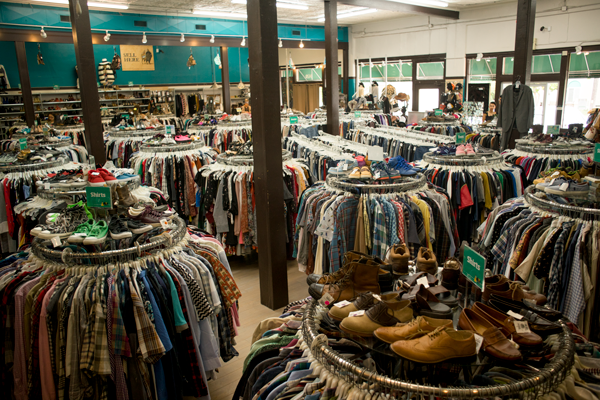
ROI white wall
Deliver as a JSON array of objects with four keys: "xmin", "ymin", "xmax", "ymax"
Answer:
[
  {"xmin": 278, "ymin": 48, "xmax": 343, "ymax": 67},
  {"xmin": 349, "ymin": 0, "xmax": 600, "ymax": 77}
]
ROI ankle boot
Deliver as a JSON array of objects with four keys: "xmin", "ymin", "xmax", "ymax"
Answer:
[
  {"xmin": 309, "ymin": 259, "xmax": 381, "ymax": 302},
  {"xmin": 441, "ymin": 257, "xmax": 461, "ymax": 290},
  {"xmin": 116, "ymin": 184, "xmax": 136, "ymax": 207},
  {"xmin": 306, "ymin": 251, "xmax": 371, "ymax": 286},
  {"xmin": 416, "ymin": 248, "xmax": 438, "ymax": 275},
  {"xmin": 386, "ymin": 244, "xmax": 410, "ymax": 276}
]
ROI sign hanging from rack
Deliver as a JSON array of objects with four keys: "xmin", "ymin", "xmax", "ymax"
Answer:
[
  {"xmin": 86, "ymin": 186, "xmax": 112, "ymax": 209},
  {"xmin": 594, "ymin": 143, "xmax": 600, "ymax": 163},
  {"xmin": 354, "ymin": 111, "xmax": 361, "ymax": 118},
  {"xmin": 462, "ymin": 245, "xmax": 485, "ymax": 290},
  {"xmin": 53, "ymin": 85, "xmax": 60, "ymax": 90},
  {"xmin": 546, "ymin": 125, "xmax": 560, "ymax": 135},
  {"xmin": 19, "ymin": 138, "xmax": 27, "ymax": 150},
  {"xmin": 456, "ymin": 131, "xmax": 466, "ymax": 144},
  {"xmin": 165, "ymin": 125, "xmax": 175, "ymax": 135},
  {"xmin": 289, "ymin": 116, "xmax": 298, "ymax": 124},
  {"xmin": 434, "ymin": 109, "xmax": 443, "ymax": 116},
  {"xmin": 120, "ymin": 45, "xmax": 155, "ymax": 71}
]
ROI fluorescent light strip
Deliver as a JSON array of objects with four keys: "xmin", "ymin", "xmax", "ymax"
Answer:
[
  {"xmin": 386, "ymin": 0, "xmax": 449, "ymax": 8},
  {"xmin": 33, "ymin": 0, "xmax": 129, "ymax": 9},
  {"xmin": 315, "ymin": 7, "xmax": 369, "ymax": 19},
  {"xmin": 193, "ymin": 10, "xmax": 248, "ymax": 18},
  {"xmin": 231, "ymin": 0, "xmax": 308, "ymax": 10},
  {"xmin": 317, "ymin": 8, "xmax": 377, "ymax": 22}
]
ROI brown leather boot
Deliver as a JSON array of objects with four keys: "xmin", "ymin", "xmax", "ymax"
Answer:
[
  {"xmin": 441, "ymin": 257, "xmax": 461, "ymax": 290},
  {"xmin": 306, "ymin": 251, "xmax": 371, "ymax": 285},
  {"xmin": 309, "ymin": 259, "xmax": 381, "ymax": 302},
  {"xmin": 116, "ymin": 184, "xmax": 136, "ymax": 207},
  {"xmin": 386, "ymin": 244, "xmax": 410, "ymax": 276},
  {"xmin": 416, "ymin": 248, "xmax": 438, "ymax": 275}
]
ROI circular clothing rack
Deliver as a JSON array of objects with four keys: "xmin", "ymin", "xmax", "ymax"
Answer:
[
  {"xmin": 422, "ymin": 151, "xmax": 505, "ymax": 166},
  {"xmin": 524, "ymin": 186, "xmax": 600, "ymax": 218},
  {"xmin": 515, "ymin": 143, "xmax": 594, "ymax": 156},
  {"xmin": 215, "ymin": 149, "xmax": 293, "ymax": 165},
  {"xmin": 325, "ymin": 173, "xmax": 427, "ymax": 193},
  {"xmin": 302, "ymin": 299, "xmax": 575, "ymax": 399},
  {"xmin": 0, "ymin": 157, "xmax": 67, "ymax": 172},
  {"xmin": 31, "ymin": 215, "xmax": 187, "ymax": 266},
  {"xmin": 139, "ymin": 141, "xmax": 207, "ymax": 153},
  {"xmin": 36, "ymin": 175, "xmax": 141, "ymax": 201}
]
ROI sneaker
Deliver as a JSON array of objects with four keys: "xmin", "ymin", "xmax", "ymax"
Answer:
[
  {"xmin": 128, "ymin": 204, "xmax": 172, "ymax": 219},
  {"xmin": 108, "ymin": 217, "xmax": 133, "ymax": 239},
  {"xmin": 37, "ymin": 205, "xmax": 89, "ymax": 239},
  {"xmin": 83, "ymin": 220, "xmax": 109, "ymax": 244},
  {"xmin": 116, "ymin": 173, "xmax": 138, "ymax": 181},
  {"xmin": 536, "ymin": 176, "xmax": 567, "ymax": 191},
  {"xmin": 126, "ymin": 219, "xmax": 153, "ymax": 234},
  {"xmin": 456, "ymin": 145, "xmax": 466, "ymax": 155},
  {"xmin": 360, "ymin": 166, "xmax": 372, "ymax": 179},
  {"xmin": 87, "ymin": 170, "xmax": 106, "ymax": 187},
  {"xmin": 97, "ymin": 168, "xmax": 118, "ymax": 185},
  {"xmin": 128, "ymin": 207, "xmax": 164, "ymax": 227},
  {"xmin": 327, "ymin": 159, "xmax": 358, "ymax": 176},
  {"xmin": 355, "ymin": 155, "xmax": 366, "ymax": 167},
  {"xmin": 388, "ymin": 156, "xmax": 421, "ymax": 174},
  {"xmin": 67, "ymin": 219, "xmax": 96, "ymax": 243},
  {"xmin": 349, "ymin": 167, "xmax": 362, "ymax": 179},
  {"xmin": 465, "ymin": 144, "xmax": 475, "ymax": 155},
  {"xmin": 545, "ymin": 180, "xmax": 589, "ymax": 198}
]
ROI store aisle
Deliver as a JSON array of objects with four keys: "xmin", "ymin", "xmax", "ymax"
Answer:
[{"xmin": 204, "ymin": 259, "xmax": 307, "ymax": 400}]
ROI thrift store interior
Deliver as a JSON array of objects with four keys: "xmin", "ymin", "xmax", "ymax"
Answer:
[{"xmin": 0, "ymin": 0, "xmax": 599, "ymax": 399}]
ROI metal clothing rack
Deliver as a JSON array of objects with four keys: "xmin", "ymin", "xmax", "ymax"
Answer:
[
  {"xmin": 515, "ymin": 143, "xmax": 594, "ymax": 156},
  {"xmin": 139, "ymin": 142, "xmax": 205, "ymax": 153},
  {"xmin": 524, "ymin": 186, "xmax": 600, "ymax": 218},
  {"xmin": 417, "ymin": 120, "xmax": 460, "ymax": 126},
  {"xmin": 107, "ymin": 130, "xmax": 157, "ymax": 138},
  {"xmin": 215, "ymin": 149, "xmax": 293, "ymax": 165},
  {"xmin": 422, "ymin": 151, "xmax": 505, "ymax": 166},
  {"xmin": 31, "ymin": 216, "xmax": 187, "ymax": 266},
  {"xmin": 302, "ymin": 299, "xmax": 575, "ymax": 400},
  {"xmin": 325, "ymin": 174, "xmax": 427, "ymax": 193},
  {"xmin": 0, "ymin": 157, "xmax": 66, "ymax": 172},
  {"xmin": 36, "ymin": 176, "xmax": 142, "ymax": 201}
]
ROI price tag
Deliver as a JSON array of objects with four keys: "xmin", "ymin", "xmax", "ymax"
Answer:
[
  {"xmin": 236, "ymin": 108, "xmax": 242, "ymax": 113},
  {"xmin": 342, "ymin": 163, "xmax": 348, "ymax": 171},
  {"xmin": 507, "ymin": 310, "xmax": 524, "ymax": 320},
  {"xmin": 319, "ymin": 293, "xmax": 335, "ymax": 307},
  {"xmin": 373, "ymin": 294, "xmax": 382, "ymax": 301},
  {"xmin": 416, "ymin": 276, "xmax": 430, "ymax": 288},
  {"xmin": 514, "ymin": 320, "xmax": 531, "ymax": 334},
  {"xmin": 160, "ymin": 218, "xmax": 170, "ymax": 230},
  {"xmin": 474, "ymin": 333, "xmax": 484, "ymax": 353},
  {"xmin": 51, "ymin": 236, "xmax": 62, "ymax": 247},
  {"xmin": 349, "ymin": 310, "xmax": 365, "ymax": 317},
  {"xmin": 559, "ymin": 182, "xmax": 570, "ymax": 191},
  {"xmin": 334, "ymin": 300, "xmax": 352, "ymax": 308},
  {"xmin": 373, "ymin": 171, "xmax": 380, "ymax": 180},
  {"xmin": 44, "ymin": 182, "xmax": 50, "ymax": 190}
]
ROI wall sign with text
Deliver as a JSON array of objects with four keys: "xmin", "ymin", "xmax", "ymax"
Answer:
[{"xmin": 120, "ymin": 45, "xmax": 155, "ymax": 71}]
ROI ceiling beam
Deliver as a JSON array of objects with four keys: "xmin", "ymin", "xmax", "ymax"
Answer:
[{"xmin": 335, "ymin": 0, "xmax": 459, "ymax": 19}]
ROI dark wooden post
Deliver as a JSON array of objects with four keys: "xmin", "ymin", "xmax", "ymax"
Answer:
[
  {"xmin": 14, "ymin": 42, "xmax": 35, "ymax": 127},
  {"xmin": 556, "ymin": 51, "xmax": 570, "ymax": 125},
  {"xmin": 247, "ymin": 0, "xmax": 289, "ymax": 309},
  {"xmin": 343, "ymin": 48, "xmax": 349, "ymax": 101},
  {"xmin": 220, "ymin": 47, "xmax": 231, "ymax": 114},
  {"xmin": 324, "ymin": 0, "xmax": 340, "ymax": 137},
  {"xmin": 512, "ymin": 0, "xmax": 536, "ymax": 85},
  {"xmin": 68, "ymin": 0, "xmax": 106, "ymax": 164}
]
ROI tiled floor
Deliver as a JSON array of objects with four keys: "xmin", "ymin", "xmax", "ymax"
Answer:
[{"xmin": 205, "ymin": 258, "xmax": 308, "ymax": 400}]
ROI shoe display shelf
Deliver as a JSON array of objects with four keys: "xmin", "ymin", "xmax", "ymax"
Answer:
[
  {"xmin": 31, "ymin": 214, "xmax": 186, "ymax": 266},
  {"xmin": 0, "ymin": 92, "xmax": 25, "ymax": 138},
  {"xmin": 301, "ymin": 299, "xmax": 575, "ymax": 400},
  {"xmin": 421, "ymin": 150, "xmax": 508, "ymax": 167}
]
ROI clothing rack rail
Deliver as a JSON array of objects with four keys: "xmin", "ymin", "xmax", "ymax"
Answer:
[
  {"xmin": 422, "ymin": 151, "xmax": 504, "ymax": 166},
  {"xmin": 106, "ymin": 130, "xmax": 157, "ymax": 138},
  {"xmin": 139, "ymin": 142, "xmax": 205, "ymax": 153},
  {"xmin": 302, "ymin": 299, "xmax": 575, "ymax": 399},
  {"xmin": 0, "ymin": 157, "xmax": 67, "ymax": 172},
  {"xmin": 31, "ymin": 216, "xmax": 187, "ymax": 265},
  {"xmin": 515, "ymin": 143, "xmax": 594, "ymax": 155},
  {"xmin": 325, "ymin": 174, "xmax": 426, "ymax": 193},
  {"xmin": 524, "ymin": 186, "xmax": 600, "ymax": 218},
  {"xmin": 215, "ymin": 149, "xmax": 293, "ymax": 165}
]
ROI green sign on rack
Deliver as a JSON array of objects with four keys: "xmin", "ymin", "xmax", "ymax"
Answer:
[
  {"xmin": 594, "ymin": 143, "xmax": 600, "ymax": 163},
  {"xmin": 354, "ymin": 111, "xmax": 361, "ymax": 118},
  {"xmin": 289, "ymin": 116, "xmax": 298, "ymax": 124},
  {"xmin": 19, "ymin": 138, "xmax": 27, "ymax": 150},
  {"xmin": 546, "ymin": 125, "xmax": 560, "ymax": 135},
  {"xmin": 456, "ymin": 131, "xmax": 466, "ymax": 144},
  {"xmin": 434, "ymin": 109, "xmax": 443, "ymax": 116},
  {"xmin": 53, "ymin": 85, "xmax": 60, "ymax": 90},
  {"xmin": 86, "ymin": 186, "xmax": 112, "ymax": 209},
  {"xmin": 462, "ymin": 245, "xmax": 485, "ymax": 290}
]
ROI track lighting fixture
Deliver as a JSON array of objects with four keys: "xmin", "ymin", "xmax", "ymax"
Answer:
[
  {"xmin": 476, "ymin": 53, "xmax": 483, "ymax": 61},
  {"xmin": 584, "ymin": 51, "xmax": 590, "ymax": 56},
  {"xmin": 142, "ymin": 32, "xmax": 147, "ymax": 44},
  {"xmin": 241, "ymin": 37, "xmax": 246, "ymax": 46},
  {"xmin": 278, "ymin": 39, "xmax": 283, "ymax": 48},
  {"xmin": 210, "ymin": 35, "xmax": 215, "ymax": 43},
  {"xmin": 575, "ymin": 45, "xmax": 582, "ymax": 55},
  {"xmin": 40, "ymin": 27, "xmax": 47, "ymax": 38},
  {"xmin": 299, "ymin": 40, "xmax": 304, "ymax": 48},
  {"xmin": 104, "ymin": 30, "xmax": 111, "ymax": 42},
  {"xmin": 180, "ymin": 33, "xmax": 185, "ymax": 43}
]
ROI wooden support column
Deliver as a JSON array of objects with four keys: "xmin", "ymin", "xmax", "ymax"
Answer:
[
  {"xmin": 512, "ymin": 0, "xmax": 536, "ymax": 85},
  {"xmin": 247, "ymin": 0, "xmax": 288, "ymax": 310},
  {"xmin": 343, "ymin": 48, "xmax": 349, "ymax": 100},
  {"xmin": 555, "ymin": 51, "xmax": 570, "ymax": 125},
  {"xmin": 220, "ymin": 47, "xmax": 231, "ymax": 114},
  {"xmin": 14, "ymin": 42, "xmax": 35, "ymax": 127},
  {"xmin": 324, "ymin": 0, "xmax": 339, "ymax": 136},
  {"xmin": 495, "ymin": 56, "xmax": 504, "ymax": 106},
  {"xmin": 68, "ymin": 0, "xmax": 105, "ymax": 164}
]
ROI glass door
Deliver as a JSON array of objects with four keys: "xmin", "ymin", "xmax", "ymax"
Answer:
[
  {"xmin": 531, "ymin": 82, "xmax": 559, "ymax": 131},
  {"xmin": 418, "ymin": 88, "xmax": 440, "ymax": 112}
]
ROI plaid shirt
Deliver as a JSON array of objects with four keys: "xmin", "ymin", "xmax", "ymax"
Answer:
[
  {"xmin": 57, "ymin": 277, "xmax": 79, "ymax": 400},
  {"xmin": 547, "ymin": 222, "xmax": 575, "ymax": 309},
  {"xmin": 391, "ymin": 200, "xmax": 405, "ymax": 244},
  {"xmin": 107, "ymin": 275, "xmax": 129, "ymax": 400},
  {"xmin": 372, "ymin": 200, "xmax": 387, "ymax": 260},
  {"xmin": 563, "ymin": 225, "xmax": 586, "ymax": 323},
  {"xmin": 14, "ymin": 276, "xmax": 40, "ymax": 400},
  {"xmin": 382, "ymin": 200, "xmax": 399, "ymax": 248},
  {"xmin": 195, "ymin": 249, "xmax": 242, "ymax": 309},
  {"xmin": 329, "ymin": 197, "xmax": 358, "ymax": 272},
  {"xmin": 129, "ymin": 279, "xmax": 166, "ymax": 364}
]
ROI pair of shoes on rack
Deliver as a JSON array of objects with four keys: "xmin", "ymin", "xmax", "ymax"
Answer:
[
  {"xmin": 456, "ymin": 144, "xmax": 475, "ymax": 155},
  {"xmin": 88, "ymin": 168, "xmax": 117, "ymax": 186}
]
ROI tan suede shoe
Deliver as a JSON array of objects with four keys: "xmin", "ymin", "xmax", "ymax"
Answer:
[
  {"xmin": 386, "ymin": 244, "xmax": 410, "ymax": 275},
  {"xmin": 340, "ymin": 300, "xmax": 412, "ymax": 337},
  {"xmin": 329, "ymin": 292, "xmax": 400, "ymax": 321},
  {"xmin": 374, "ymin": 315, "xmax": 453, "ymax": 343},
  {"xmin": 416, "ymin": 247, "xmax": 437, "ymax": 275},
  {"xmin": 390, "ymin": 327, "xmax": 477, "ymax": 363}
]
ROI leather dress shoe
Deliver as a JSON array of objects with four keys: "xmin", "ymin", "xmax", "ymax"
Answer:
[
  {"xmin": 340, "ymin": 300, "xmax": 413, "ymax": 337},
  {"xmin": 390, "ymin": 327, "xmax": 477, "ymax": 363},
  {"xmin": 483, "ymin": 275, "xmax": 546, "ymax": 305},
  {"xmin": 488, "ymin": 294, "xmax": 563, "ymax": 323},
  {"xmin": 329, "ymin": 292, "xmax": 399, "ymax": 321},
  {"xmin": 374, "ymin": 315, "xmax": 452, "ymax": 343},
  {"xmin": 458, "ymin": 309, "xmax": 522, "ymax": 361},
  {"xmin": 472, "ymin": 302, "xmax": 543, "ymax": 346}
]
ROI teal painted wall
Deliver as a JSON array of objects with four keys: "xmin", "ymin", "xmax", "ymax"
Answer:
[
  {"xmin": 348, "ymin": 78, "xmax": 356, "ymax": 101},
  {"xmin": 0, "ymin": 41, "xmax": 19, "ymax": 87}
]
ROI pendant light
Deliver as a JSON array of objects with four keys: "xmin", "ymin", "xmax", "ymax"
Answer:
[
  {"xmin": 237, "ymin": 47, "xmax": 245, "ymax": 89},
  {"xmin": 210, "ymin": 35, "xmax": 215, "ymax": 43},
  {"xmin": 142, "ymin": 32, "xmax": 147, "ymax": 44},
  {"xmin": 299, "ymin": 40, "xmax": 304, "ymax": 48},
  {"xmin": 210, "ymin": 47, "xmax": 220, "ymax": 89},
  {"xmin": 241, "ymin": 36, "xmax": 246, "ymax": 46},
  {"xmin": 40, "ymin": 27, "xmax": 47, "ymax": 38},
  {"xmin": 278, "ymin": 38, "xmax": 283, "ymax": 48},
  {"xmin": 180, "ymin": 33, "xmax": 185, "ymax": 43}
]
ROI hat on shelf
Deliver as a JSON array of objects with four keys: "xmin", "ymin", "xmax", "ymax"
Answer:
[{"xmin": 394, "ymin": 93, "xmax": 410, "ymax": 101}]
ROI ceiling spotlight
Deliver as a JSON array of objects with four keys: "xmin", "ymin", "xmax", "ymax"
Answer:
[
  {"xmin": 575, "ymin": 45, "xmax": 582, "ymax": 55},
  {"xmin": 142, "ymin": 32, "xmax": 147, "ymax": 44},
  {"xmin": 299, "ymin": 40, "xmax": 304, "ymax": 48},
  {"xmin": 104, "ymin": 30, "xmax": 111, "ymax": 42},
  {"xmin": 584, "ymin": 51, "xmax": 590, "ymax": 56},
  {"xmin": 278, "ymin": 38, "xmax": 283, "ymax": 48},
  {"xmin": 241, "ymin": 37, "xmax": 246, "ymax": 46},
  {"xmin": 40, "ymin": 27, "xmax": 47, "ymax": 38},
  {"xmin": 210, "ymin": 35, "xmax": 215, "ymax": 43},
  {"xmin": 476, "ymin": 53, "xmax": 483, "ymax": 61}
]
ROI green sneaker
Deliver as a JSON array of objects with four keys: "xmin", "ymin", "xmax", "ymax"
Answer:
[
  {"xmin": 82, "ymin": 220, "xmax": 109, "ymax": 245},
  {"xmin": 67, "ymin": 220, "xmax": 96, "ymax": 243}
]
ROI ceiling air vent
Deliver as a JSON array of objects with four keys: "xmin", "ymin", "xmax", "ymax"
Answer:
[
  {"xmin": 60, "ymin": 15, "xmax": 70, "ymax": 22},
  {"xmin": 134, "ymin": 20, "xmax": 147, "ymax": 27},
  {"xmin": 195, "ymin": 24, "xmax": 207, "ymax": 30},
  {"xmin": 292, "ymin": 30, "xmax": 301, "ymax": 36}
]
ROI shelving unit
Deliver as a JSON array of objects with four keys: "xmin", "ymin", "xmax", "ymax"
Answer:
[{"xmin": 0, "ymin": 92, "xmax": 25, "ymax": 138}]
